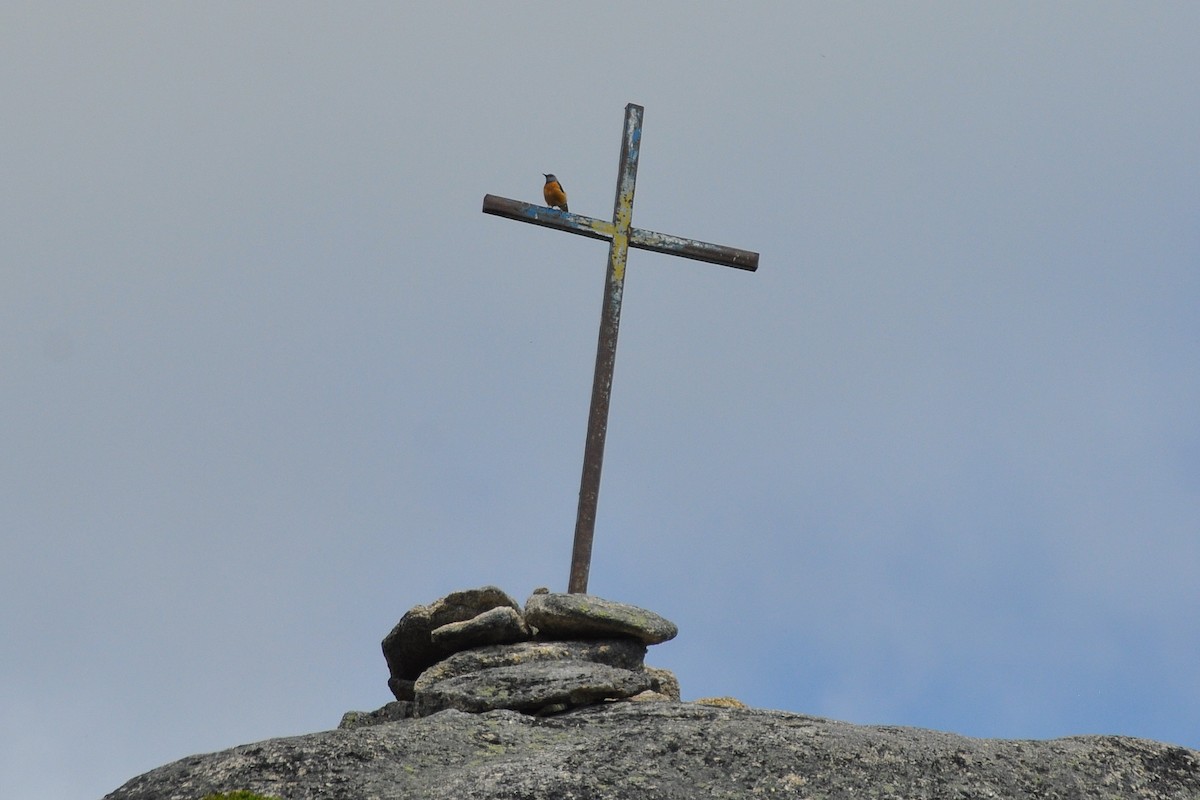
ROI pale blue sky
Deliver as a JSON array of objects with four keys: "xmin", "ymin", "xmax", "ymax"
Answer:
[{"xmin": 3, "ymin": 4, "xmax": 1199, "ymax": 798}]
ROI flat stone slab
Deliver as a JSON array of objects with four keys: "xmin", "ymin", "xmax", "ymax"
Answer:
[
  {"xmin": 414, "ymin": 638, "xmax": 647, "ymax": 691},
  {"xmin": 525, "ymin": 592, "xmax": 678, "ymax": 644},
  {"xmin": 414, "ymin": 661, "xmax": 653, "ymax": 715},
  {"xmin": 430, "ymin": 605, "xmax": 531, "ymax": 651}
]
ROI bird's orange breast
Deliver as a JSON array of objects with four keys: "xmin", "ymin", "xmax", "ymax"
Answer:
[{"xmin": 544, "ymin": 181, "xmax": 567, "ymax": 208}]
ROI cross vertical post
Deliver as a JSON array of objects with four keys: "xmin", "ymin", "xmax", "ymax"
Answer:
[
  {"xmin": 482, "ymin": 103, "xmax": 758, "ymax": 595},
  {"xmin": 569, "ymin": 103, "xmax": 643, "ymax": 594}
]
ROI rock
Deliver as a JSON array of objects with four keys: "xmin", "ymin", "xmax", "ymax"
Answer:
[
  {"xmin": 412, "ymin": 639, "xmax": 649, "ymax": 716},
  {"xmin": 381, "ymin": 604, "xmax": 436, "ymax": 685},
  {"xmin": 429, "ymin": 606, "xmax": 531, "ymax": 651},
  {"xmin": 381, "ymin": 586, "xmax": 520, "ymax": 686},
  {"xmin": 524, "ymin": 592, "xmax": 678, "ymax": 644},
  {"xmin": 693, "ymin": 695, "xmax": 746, "ymax": 708},
  {"xmin": 103, "ymin": 702, "xmax": 1200, "ymax": 800},
  {"xmin": 386, "ymin": 677, "xmax": 415, "ymax": 702},
  {"xmin": 338, "ymin": 701, "xmax": 414, "ymax": 729},
  {"xmin": 424, "ymin": 586, "xmax": 521, "ymax": 624},
  {"xmin": 414, "ymin": 661, "xmax": 654, "ymax": 715},
  {"xmin": 414, "ymin": 638, "xmax": 647, "ymax": 690},
  {"xmin": 644, "ymin": 666, "xmax": 680, "ymax": 701}
]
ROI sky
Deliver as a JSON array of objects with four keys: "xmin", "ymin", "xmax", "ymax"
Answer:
[{"xmin": 3, "ymin": 3, "xmax": 1198, "ymax": 797}]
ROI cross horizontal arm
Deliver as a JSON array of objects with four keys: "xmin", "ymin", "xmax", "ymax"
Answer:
[
  {"xmin": 482, "ymin": 193, "xmax": 759, "ymax": 273},
  {"xmin": 631, "ymin": 228, "xmax": 758, "ymax": 271}
]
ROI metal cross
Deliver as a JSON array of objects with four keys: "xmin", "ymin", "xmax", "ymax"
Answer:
[{"xmin": 482, "ymin": 103, "xmax": 759, "ymax": 594}]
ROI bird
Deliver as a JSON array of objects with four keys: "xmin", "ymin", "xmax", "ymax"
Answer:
[{"xmin": 543, "ymin": 173, "xmax": 569, "ymax": 213}]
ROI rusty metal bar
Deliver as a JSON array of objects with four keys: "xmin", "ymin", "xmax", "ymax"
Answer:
[
  {"xmin": 630, "ymin": 228, "xmax": 759, "ymax": 271},
  {"xmin": 568, "ymin": 102, "xmax": 643, "ymax": 594}
]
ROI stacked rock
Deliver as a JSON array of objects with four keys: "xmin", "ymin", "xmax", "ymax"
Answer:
[{"xmin": 377, "ymin": 586, "xmax": 679, "ymax": 718}]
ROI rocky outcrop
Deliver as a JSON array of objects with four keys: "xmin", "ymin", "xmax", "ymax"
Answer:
[
  {"xmin": 102, "ymin": 586, "xmax": 1200, "ymax": 798},
  {"xmin": 380, "ymin": 587, "xmax": 677, "ymax": 716},
  {"xmin": 104, "ymin": 701, "xmax": 1200, "ymax": 800}
]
